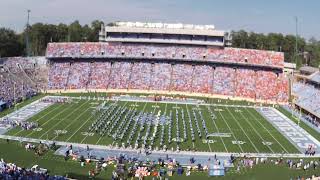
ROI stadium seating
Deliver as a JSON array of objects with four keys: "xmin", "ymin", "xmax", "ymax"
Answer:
[
  {"xmin": 68, "ymin": 62, "xmax": 90, "ymax": 89},
  {"xmin": 235, "ymin": 69, "xmax": 256, "ymax": 99},
  {"xmin": 46, "ymin": 60, "xmax": 288, "ymax": 102},
  {"xmin": 48, "ymin": 62, "xmax": 70, "ymax": 89},
  {"xmin": 129, "ymin": 62, "xmax": 152, "ymax": 90},
  {"xmin": 192, "ymin": 65, "xmax": 212, "ymax": 93},
  {"xmin": 46, "ymin": 42, "xmax": 288, "ymax": 103},
  {"xmin": 87, "ymin": 61, "xmax": 111, "ymax": 89},
  {"xmin": 213, "ymin": 67, "xmax": 235, "ymax": 96},
  {"xmin": 171, "ymin": 64, "xmax": 193, "ymax": 92},
  {"xmin": 46, "ymin": 43, "xmax": 284, "ymax": 67},
  {"xmin": 293, "ymin": 82, "xmax": 320, "ymax": 115},
  {"xmin": 150, "ymin": 63, "xmax": 171, "ymax": 91},
  {"xmin": 0, "ymin": 57, "xmax": 39, "ymax": 107}
]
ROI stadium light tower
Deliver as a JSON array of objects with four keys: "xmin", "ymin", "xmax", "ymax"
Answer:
[
  {"xmin": 294, "ymin": 16, "xmax": 298, "ymax": 66},
  {"xmin": 26, "ymin": 9, "xmax": 31, "ymax": 57}
]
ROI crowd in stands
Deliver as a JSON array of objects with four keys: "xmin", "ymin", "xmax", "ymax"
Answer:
[
  {"xmin": 0, "ymin": 57, "xmax": 40, "ymax": 108},
  {"xmin": 45, "ymin": 42, "xmax": 288, "ymax": 102},
  {"xmin": 213, "ymin": 67, "xmax": 235, "ymax": 96},
  {"xmin": 87, "ymin": 61, "xmax": 110, "ymax": 89},
  {"xmin": 171, "ymin": 64, "xmax": 193, "ymax": 92},
  {"xmin": 130, "ymin": 62, "xmax": 152, "ymax": 90},
  {"xmin": 293, "ymin": 82, "xmax": 320, "ymax": 116},
  {"xmin": 255, "ymin": 71, "xmax": 288, "ymax": 102},
  {"xmin": 151, "ymin": 63, "xmax": 171, "ymax": 91},
  {"xmin": 304, "ymin": 115, "xmax": 320, "ymax": 129},
  {"xmin": 68, "ymin": 62, "xmax": 90, "ymax": 89},
  {"xmin": 235, "ymin": 69, "xmax": 256, "ymax": 99},
  {"xmin": 47, "ymin": 60, "xmax": 289, "ymax": 102},
  {"xmin": 48, "ymin": 62, "xmax": 70, "ymax": 89},
  {"xmin": 283, "ymin": 105, "xmax": 320, "ymax": 133},
  {"xmin": 46, "ymin": 43, "xmax": 284, "ymax": 67},
  {"xmin": 190, "ymin": 66, "xmax": 209, "ymax": 93}
]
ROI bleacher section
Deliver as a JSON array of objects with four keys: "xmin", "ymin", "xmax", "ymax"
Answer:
[
  {"xmin": 0, "ymin": 57, "xmax": 42, "ymax": 108},
  {"xmin": 47, "ymin": 43, "xmax": 288, "ymax": 102},
  {"xmin": 46, "ymin": 43, "xmax": 284, "ymax": 68},
  {"xmin": 292, "ymin": 82, "xmax": 320, "ymax": 117}
]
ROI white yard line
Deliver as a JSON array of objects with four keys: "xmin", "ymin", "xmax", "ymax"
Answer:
[
  {"xmin": 215, "ymin": 106, "xmax": 244, "ymax": 153},
  {"xmin": 111, "ymin": 105, "xmax": 133, "ymax": 145},
  {"xmin": 64, "ymin": 112, "xmax": 96, "ymax": 142},
  {"xmin": 225, "ymin": 107, "xmax": 260, "ymax": 153},
  {"xmin": 148, "ymin": 102, "xmax": 159, "ymax": 147},
  {"xmin": 152, "ymin": 102, "xmax": 158, "ymax": 113},
  {"xmin": 52, "ymin": 104, "xmax": 94, "ymax": 141},
  {"xmin": 95, "ymin": 101, "xmax": 130, "ymax": 145},
  {"xmin": 139, "ymin": 102, "xmax": 153, "ymax": 147},
  {"xmin": 80, "ymin": 101, "xmax": 112, "ymax": 143},
  {"xmin": 38, "ymin": 101, "xmax": 90, "ymax": 139},
  {"xmin": 196, "ymin": 109, "xmax": 212, "ymax": 153},
  {"xmin": 248, "ymin": 110, "xmax": 289, "ymax": 153},
  {"xmin": 237, "ymin": 108, "xmax": 274, "ymax": 153},
  {"xmin": 206, "ymin": 106, "xmax": 228, "ymax": 152},
  {"xmin": 164, "ymin": 103, "xmax": 168, "ymax": 115},
  {"xmin": 25, "ymin": 102, "xmax": 82, "ymax": 138},
  {"xmin": 131, "ymin": 102, "xmax": 148, "ymax": 145},
  {"xmin": 174, "ymin": 103, "xmax": 180, "ymax": 144},
  {"xmin": 13, "ymin": 104, "xmax": 64, "ymax": 136},
  {"xmin": 207, "ymin": 141, "xmax": 212, "ymax": 152},
  {"xmin": 185, "ymin": 104, "xmax": 195, "ymax": 149},
  {"xmin": 189, "ymin": 105, "xmax": 211, "ymax": 152},
  {"xmin": 247, "ymin": 108, "xmax": 290, "ymax": 153}
]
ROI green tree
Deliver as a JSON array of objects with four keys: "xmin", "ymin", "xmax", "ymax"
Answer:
[
  {"xmin": 231, "ymin": 30, "xmax": 249, "ymax": 48},
  {"xmin": 89, "ymin": 20, "xmax": 104, "ymax": 42},
  {"xmin": 231, "ymin": 30, "xmax": 314, "ymax": 67},
  {"xmin": 68, "ymin": 20, "xmax": 83, "ymax": 42},
  {"xmin": 0, "ymin": 28, "xmax": 24, "ymax": 57},
  {"xmin": 305, "ymin": 38, "xmax": 320, "ymax": 67},
  {"xmin": 267, "ymin": 33, "xmax": 284, "ymax": 51}
]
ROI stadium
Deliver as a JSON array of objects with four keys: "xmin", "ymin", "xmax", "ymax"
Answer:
[{"xmin": 1, "ymin": 21, "xmax": 320, "ymax": 179}]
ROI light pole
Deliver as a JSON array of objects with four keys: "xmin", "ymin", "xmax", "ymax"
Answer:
[
  {"xmin": 294, "ymin": 16, "xmax": 298, "ymax": 66},
  {"xmin": 26, "ymin": 10, "xmax": 31, "ymax": 57}
]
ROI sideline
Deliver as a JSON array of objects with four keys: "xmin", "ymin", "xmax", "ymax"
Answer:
[{"xmin": 1, "ymin": 134, "xmax": 319, "ymax": 158}]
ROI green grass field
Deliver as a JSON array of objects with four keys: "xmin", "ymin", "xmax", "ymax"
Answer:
[
  {"xmin": 5, "ymin": 95, "xmax": 300, "ymax": 154},
  {"xmin": 0, "ymin": 139, "xmax": 318, "ymax": 180}
]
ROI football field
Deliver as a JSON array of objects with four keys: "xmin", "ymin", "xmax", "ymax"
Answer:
[{"xmin": 5, "ymin": 96, "xmax": 300, "ymax": 154}]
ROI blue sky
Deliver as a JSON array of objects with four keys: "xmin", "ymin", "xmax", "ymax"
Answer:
[{"xmin": 0, "ymin": 0, "xmax": 319, "ymax": 40}]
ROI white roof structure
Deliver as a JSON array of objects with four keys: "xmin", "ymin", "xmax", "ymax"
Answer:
[
  {"xmin": 106, "ymin": 21, "xmax": 223, "ymax": 37},
  {"xmin": 99, "ymin": 21, "xmax": 225, "ymax": 46}
]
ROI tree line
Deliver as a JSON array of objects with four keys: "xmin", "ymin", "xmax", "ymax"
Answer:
[
  {"xmin": 0, "ymin": 20, "xmax": 319, "ymax": 67},
  {"xmin": 230, "ymin": 30, "xmax": 320, "ymax": 67},
  {"xmin": 0, "ymin": 20, "xmax": 103, "ymax": 57}
]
